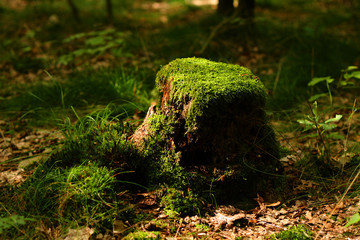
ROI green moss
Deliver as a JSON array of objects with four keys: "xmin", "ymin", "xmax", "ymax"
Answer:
[
  {"xmin": 160, "ymin": 188, "xmax": 202, "ymax": 218},
  {"xmin": 155, "ymin": 57, "xmax": 266, "ymax": 131},
  {"xmin": 271, "ymin": 225, "xmax": 313, "ymax": 240},
  {"xmin": 195, "ymin": 223, "xmax": 210, "ymax": 231},
  {"xmin": 148, "ymin": 112, "xmax": 176, "ymax": 137},
  {"xmin": 124, "ymin": 231, "xmax": 161, "ymax": 240}
]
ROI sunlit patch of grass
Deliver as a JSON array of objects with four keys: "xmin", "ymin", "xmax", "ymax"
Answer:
[
  {"xmin": 0, "ymin": 164, "xmax": 136, "ymax": 239},
  {"xmin": 25, "ymin": 165, "xmax": 122, "ymax": 225},
  {"xmin": 0, "ymin": 67, "xmax": 154, "ymax": 126}
]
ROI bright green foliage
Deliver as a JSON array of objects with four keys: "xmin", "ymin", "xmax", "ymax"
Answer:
[
  {"xmin": 51, "ymin": 119, "xmax": 136, "ymax": 169},
  {"xmin": 340, "ymin": 66, "xmax": 360, "ymax": 87},
  {"xmin": 160, "ymin": 188, "xmax": 202, "ymax": 217},
  {"xmin": 155, "ymin": 57, "xmax": 266, "ymax": 131},
  {"xmin": 345, "ymin": 213, "xmax": 360, "ymax": 227},
  {"xmin": 271, "ymin": 225, "xmax": 313, "ymax": 240},
  {"xmin": 57, "ymin": 166, "xmax": 118, "ymax": 219}
]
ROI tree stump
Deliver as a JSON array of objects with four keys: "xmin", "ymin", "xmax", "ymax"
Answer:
[{"xmin": 131, "ymin": 58, "xmax": 283, "ymax": 204}]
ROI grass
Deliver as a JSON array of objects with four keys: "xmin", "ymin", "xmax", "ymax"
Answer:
[
  {"xmin": 0, "ymin": 111, "xmax": 145, "ymax": 238},
  {"xmin": 256, "ymin": 17, "xmax": 360, "ymax": 110},
  {"xmin": 0, "ymin": 0, "xmax": 360, "ymax": 238},
  {"xmin": 0, "ymin": 67, "xmax": 154, "ymax": 126},
  {"xmin": 0, "ymin": 165, "xmax": 138, "ymax": 238}
]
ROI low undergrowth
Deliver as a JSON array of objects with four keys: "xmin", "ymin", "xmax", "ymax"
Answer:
[{"xmin": 0, "ymin": 108, "xmax": 210, "ymax": 238}]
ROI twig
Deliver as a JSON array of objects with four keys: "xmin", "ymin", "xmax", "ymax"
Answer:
[
  {"xmin": 138, "ymin": 33, "xmax": 151, "ymax": 63},
  {"xmin": 198, "ymin": 17, "xmax": 233, "ymax": 55},
  {"xmin": 0, "ymin": 128, "xmax": 7, "ymax": 143},
  {"xmin": 175, "ymin": 218, "xmax": 183, "ymax": 238},
  {"xmin": 273, "ymin": 58, "xmax": 285, "ymax": 95}
]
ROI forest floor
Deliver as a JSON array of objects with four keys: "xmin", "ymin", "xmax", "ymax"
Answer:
[
  {"xmin": 1, "ymin": 0, "xmax": 360, "ymax": 239},
  {"xmin": 1, "ymin": 97, "xmax": 360, "ymax": 239}
]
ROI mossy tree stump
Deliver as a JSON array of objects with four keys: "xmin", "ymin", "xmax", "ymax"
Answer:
[{"xmin": 131, "ymin": 58, "xmax": 283, "ymax": 204}]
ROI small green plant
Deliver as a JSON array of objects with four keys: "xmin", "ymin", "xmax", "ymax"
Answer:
[
  {"xmin": 308, "ymin": 76, "xmax": 334, "ymax": 104},
  {"xmin": 297, "ymin": 101, "xmax": 343, "ymax": 162},
  {"xmin": 0, "ymin": 215, "xmax": 27, "ymax": 234},
  {"xmin": 271, "ymin": 225, "xmax": 313, "ymax": 240},
  {"xmin": 58, "ymin": 28, "xmax": 131, "ymax": 65},
  {"xmin": 308, "ymin": 66, "xmax": 360, "ymax": 104},
  {"xmin": 338, "ymin": 66, "xmax": 360, "ymax": 88}
]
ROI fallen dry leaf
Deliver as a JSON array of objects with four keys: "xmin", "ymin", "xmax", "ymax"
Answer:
[{"xmin": 64, "ymin": 227, "xmax": 94, "ymax": 240}]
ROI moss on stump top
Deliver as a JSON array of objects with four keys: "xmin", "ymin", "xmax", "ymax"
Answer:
[{"xmin": 155, "ymin": 57, "xmax": 267, "ymax": 131}]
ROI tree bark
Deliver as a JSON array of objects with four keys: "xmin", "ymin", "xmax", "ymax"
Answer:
[
  {"xmin": 237, "ymin": 0, "xmax": 255, "ymax": 19},
  {"xmin": 106, "ymin": 0, "xmax": 113, "ymax": 23},
  {"xmin": 217, "ymin": 0, "xmax": 234, "ymax": 15},
  {"xmin": 67, "ymin": 0, "xmax": 80, "ymax": 22}
]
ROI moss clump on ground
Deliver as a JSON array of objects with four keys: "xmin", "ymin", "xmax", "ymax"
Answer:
[
  {"xmin": 124, "ymin": 231, "xmax": 161, "ymax": 240},
  {"xmin": 271, "ymin": 225, "xmax": 313, "ymax": 240},
  {"xmin": 160, "ymin": 188, "xmax": 203, "ymax": 218}
]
